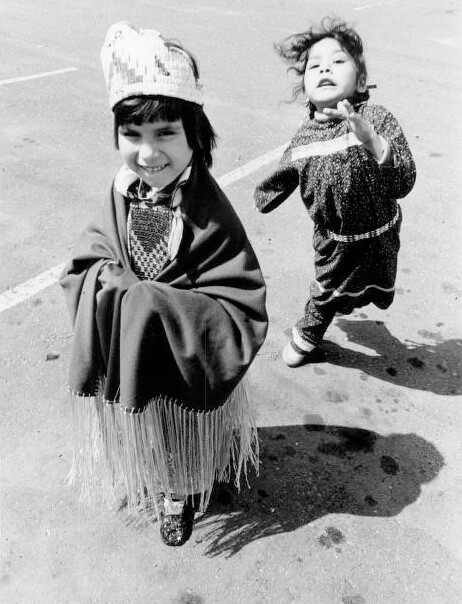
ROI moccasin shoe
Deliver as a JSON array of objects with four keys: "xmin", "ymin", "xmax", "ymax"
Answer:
[{"xmin": 160, "ymin": 498, "xmax": 195, "ymax": 546}]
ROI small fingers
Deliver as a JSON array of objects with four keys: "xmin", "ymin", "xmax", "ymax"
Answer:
[
  {"xmin": 322, "ymin": 107, "xmax": 345, "ymax": 119},
  {"xmin": 339, "ymin": 99, "xmax": 354, "ymax": 115},
  {"xmin": 322, "ymin": 99, "xmax": 356, "ymax": 122},
  {"xmin": 314, "ymin": 110, "xmax": 331, "ymax": 123}
]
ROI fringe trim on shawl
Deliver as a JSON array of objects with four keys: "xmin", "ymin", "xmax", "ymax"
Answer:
[{"xmin": 68, "ymin": 379, "xmax": 259, "ymax": 519}]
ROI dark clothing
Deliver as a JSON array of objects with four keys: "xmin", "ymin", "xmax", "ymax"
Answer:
[
  {"xmin": 61, "ymin": 159, "xmax": 268, "ymax": 412},
  {"xmin": 254, "ymin": 102, "xmax": 416, "ymax": 345}
]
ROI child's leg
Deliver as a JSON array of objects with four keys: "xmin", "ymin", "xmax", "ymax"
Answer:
[
  {"xmin": 283, "ymin": 298, "xmax": 335, "ymax": 367},
  {"xmin": 295, "ymin": 298, "xmax": 336, "ymax": 348}
]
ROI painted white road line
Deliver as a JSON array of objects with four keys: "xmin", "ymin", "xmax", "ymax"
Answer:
[
  {"xmin": 0, "ymin": 263, "xmax": 66, "ymax": 313},
  {"xmin": 429, "ymin": 37, "xmax": 460, "ymax": 48},
  {"xmin": 217, "ymin": 143, "xmax": 287, "ymax": 188},
  {"xmin": 354, "ymin": 0, "xmax": 401, "ymax": 10},
  {"xmin": 0, "ymin": 67, "xmax": 79, "ymax": 86},
  {"xmin": 0, "ymin": 144, "xmax": 287, "ymax": 314}
]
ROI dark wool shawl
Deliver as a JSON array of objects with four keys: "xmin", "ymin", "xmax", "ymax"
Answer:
[{"xmin": 61, "ymin": 160, "xmax": 268, "ymax": 412}]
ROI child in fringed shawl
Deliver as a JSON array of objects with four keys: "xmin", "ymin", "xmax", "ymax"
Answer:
[
  {"xmin": 254, "ymin": 17, "xmax": 416, "ymax": 367},
  {"xmin": 60, "ymin": 22, "xmax": 268, "ymax": 546}
]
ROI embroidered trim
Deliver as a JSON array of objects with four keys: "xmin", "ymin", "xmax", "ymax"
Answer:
[
  {"xmin": 290, "ymin": 132, "xmax": 362, "ymax": 161},
  {"xmin": 327, "ymin": 207, "xmax": 401, "ymax": 242},
  {"xmin": 128, "ymin": 203, "xmax": 171, "ymax": 280},
  {"xmin": 315, "ymin": 281, "xmax": 395, "ymax": 299},
  {"xmin": 125, "ymin": 165, "xmax": 192, "ymax": 274}
]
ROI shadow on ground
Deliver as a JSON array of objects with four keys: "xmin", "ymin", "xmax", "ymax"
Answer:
[
  {"xmin": 314, "ymin": 319, "xmax": 461, "ymax": 395},
  {"xmin": 197, "ymin": 423, "xmax": 444, "ymax": 557}
]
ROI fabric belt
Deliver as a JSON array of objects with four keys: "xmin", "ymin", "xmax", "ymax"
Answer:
[{"xmin": 327, "ymin": 206, "xmax": 400, "ymax": 242}]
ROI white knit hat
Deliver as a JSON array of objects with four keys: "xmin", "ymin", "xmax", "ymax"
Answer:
[{"xmin": 101, "ymin": 21, "xmax": 204, "ymax": 109}]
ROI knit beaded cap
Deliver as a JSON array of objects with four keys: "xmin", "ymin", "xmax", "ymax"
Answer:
[{"xmin": 101, "ymin": 21, "xmax": 203, "ymax": 109}]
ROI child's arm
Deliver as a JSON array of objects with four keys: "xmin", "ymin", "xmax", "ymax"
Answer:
[
  {"xmin": 323, "ymin": 101, "xmax": 416, "ymax": 199},
  {"xmin": 366, "ymin": 104, "xmax": 416, "ymax": 199},
  {"xmin": 324, "ymin": 100, "xmax": 386, "ymax": 161},
  {"xmin": 254, "ymin": 147, "xmax": 299, "ymax": 213}
]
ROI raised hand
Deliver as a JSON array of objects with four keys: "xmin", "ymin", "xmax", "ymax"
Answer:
[{"xmin": 321, "ymin": 100, "xmax": 386, "ymax": 161}]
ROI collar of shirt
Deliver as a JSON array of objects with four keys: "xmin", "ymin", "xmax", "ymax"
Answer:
[{"xmin": 114, "ymin": 164, "xmax": 192, "ymax": 207}]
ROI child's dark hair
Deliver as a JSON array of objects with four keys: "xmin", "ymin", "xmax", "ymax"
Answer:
[
  {"xmin": 275, "ymin": 17, "xmax": 369, "ymax": 109},
  {"xmin": 112, "ymin": 40, "xmax": 217, "ymax": 168}
]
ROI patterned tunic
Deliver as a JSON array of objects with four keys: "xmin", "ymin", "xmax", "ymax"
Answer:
[
  {"xmin": 127, "ymin": 180, "xmax": 174, "ymax": 280},
  {"xmin": 254, "ymin": 102, "xmax": 416, "ymax": 314},
  {"xmin": 125, "ymin": 171, "xmax": 189, "ymax": 281}
]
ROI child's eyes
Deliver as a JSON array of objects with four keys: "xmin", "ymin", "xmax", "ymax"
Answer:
[
  {"xmin": 120, "ymin": 129, "xmax": 139, "ymax": 138},
  {"xmin": 306, "ymin": 58, "xmax": 347, "ymax": 70},
  {"xmin": 119, "ymin": 129, "xmax": 176, "ymax": 139}
]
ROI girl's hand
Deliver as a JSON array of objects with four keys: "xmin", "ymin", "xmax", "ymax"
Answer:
[{"xmin": 323, "ymin": 100, "xmax": 386, "ymax": 161}]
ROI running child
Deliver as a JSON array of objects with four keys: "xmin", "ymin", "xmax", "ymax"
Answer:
[{"xmin": 254, "ymin": 17, "xmax": 416, "ymax": 367}]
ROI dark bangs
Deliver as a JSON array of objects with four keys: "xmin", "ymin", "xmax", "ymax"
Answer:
[
  {"xmin": 114, "ymin": 96, "xmax": 183, "ymax": 129},
  {"xmin": 113, "ymin": 95, "xmax": 217, "ymax": 167}
]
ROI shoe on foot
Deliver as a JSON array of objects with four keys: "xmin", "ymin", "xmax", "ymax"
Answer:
[
  {"xmin": 160, "ymin": 498, "xmax": 195, "ymax": 546},
  {"xmin": 282, "ymin": 327, "xmax": 319, "ymax": 367},
  {"xmin": 282, "ymin": 341, "xmax": 310, "ymax": 367}
]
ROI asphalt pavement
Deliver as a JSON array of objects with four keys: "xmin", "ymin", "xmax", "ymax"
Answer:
[{"xmin": 1, "ymin": 0, "xmax": 461, "ymax": 602}]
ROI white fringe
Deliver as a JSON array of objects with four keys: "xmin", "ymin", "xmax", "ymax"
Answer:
[{"xmin": 68, "ymin": 379, "xmax": 259, "ymax": 519}]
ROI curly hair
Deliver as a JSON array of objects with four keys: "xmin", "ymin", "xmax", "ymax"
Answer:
[{"xmin": 275, "ymin": 16, "xmax": 369, "ymax": 109}]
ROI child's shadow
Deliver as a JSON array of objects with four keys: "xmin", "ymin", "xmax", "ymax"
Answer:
[
  {"xmin": 320, "ymin": 319, "xmax": 462, "ymax": 395},
  {"xmin": 197, "ymin": 423, "xmax": 444, "ymax": 557}
]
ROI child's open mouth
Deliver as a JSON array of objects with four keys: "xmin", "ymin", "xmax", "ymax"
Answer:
[
  {"xmin": 139, "ymin": 164, "xmax": 168, "ymax": 173},
  {"xmin": 318, "ymin": 79, "xmax": 335, "ymax": 87}
]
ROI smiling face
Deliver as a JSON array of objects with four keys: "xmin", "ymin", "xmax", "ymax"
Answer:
[
  {"xmin": 118, "ymin": 119, "xmax": 193, "ymax": 189},
  {"xmin": 303, "ymin": 37, "xmax": 360, "ymax": 111}
]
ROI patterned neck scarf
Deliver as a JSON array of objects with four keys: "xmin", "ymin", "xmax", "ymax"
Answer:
[{"xmin": 126, "ymin": 166, "xmax": 191, "ymax": 280}]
